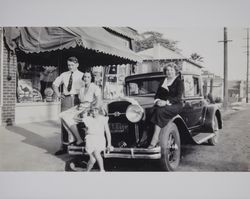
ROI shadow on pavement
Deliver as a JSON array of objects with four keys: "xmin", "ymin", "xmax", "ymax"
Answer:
[
  {"xmin": 5, "ymin": 125, "xmax": 70, "ymax": 162},
  {"xmin": 33, "ymin": 120, "xmax": 61, "ymax": 128}
]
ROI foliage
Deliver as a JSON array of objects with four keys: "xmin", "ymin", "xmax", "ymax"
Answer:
[
  {"xmin": 134, "ymin": 31, "xmax": 180, "ymax": 52},
  {"xmin": 190, "ymin": 53, "xmax": 204, "ymax": 62}
]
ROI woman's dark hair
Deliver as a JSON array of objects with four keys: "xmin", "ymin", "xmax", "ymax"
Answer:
[
  {"xmin": 67, "ymin": 56, "xmax": 79, "ymax": 64},
  {"xmin": 82, "ymin": 68, "xmax": 95, "ymax": 82}
]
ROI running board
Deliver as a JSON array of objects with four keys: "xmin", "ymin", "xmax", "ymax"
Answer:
[{"xmin": 192, "ymin": 133, "xmax": 216, "ymax": 144}]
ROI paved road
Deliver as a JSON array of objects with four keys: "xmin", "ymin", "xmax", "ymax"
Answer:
[
  {"xmin": 0, "ymin": 120, "xmax": 66, "ymax": 171},
  {"xmin": 104, "ymin": 104, "xmax": 250, "ymax": 171},
  {"xmin": 1, "ymin": 104, "xmax": 249, "ymax": 171},
  {"xmin": 177, "ymin": 104, "xmax": 250, "ymax": 171}
]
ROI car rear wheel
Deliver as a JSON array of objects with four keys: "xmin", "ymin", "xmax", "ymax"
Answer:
[
  {"xmin": 208, "ymin": 116, "xmax": 219, "ymax": 146},
  {"xmin": 159, "ymin": 123, "xmax": 181, "ymax": 171}
]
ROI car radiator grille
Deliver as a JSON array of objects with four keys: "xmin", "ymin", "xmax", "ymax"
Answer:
[{"xmin": 107, "ymin": 101, "xmax": 136, "ymax": 147}]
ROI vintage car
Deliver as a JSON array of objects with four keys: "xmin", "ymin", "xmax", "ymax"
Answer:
[{"xmin": 66, "ymin": 71, "xmax": 222, "ymax": 171}]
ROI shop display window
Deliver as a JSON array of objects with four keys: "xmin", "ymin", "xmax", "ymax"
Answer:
[
  {"xmin": 17, "ymin": 62, "xmax": 59, "ymax": 103},
  {"xmin": 103, "ymin": 65, "xmax": 130, "ymax": 99}
]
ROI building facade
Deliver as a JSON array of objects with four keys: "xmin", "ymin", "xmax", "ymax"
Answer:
[
  {"xmin": 136, "ymin": 43, "xmax": 203, "ymax": 75},
  {"xmin": 0, "ymin": 27, "xmax": 17, "ymax": 126},
  {"xmin": 0, "ymin": 27, "xmax": 141, "ymax": 126},
  {"xmin": 202, "ymin": 70, "xmax": 223, "ymax": 102},
  {"xmin": 0, "ymin": 27, "xmax": 2, "ymax": 125}
]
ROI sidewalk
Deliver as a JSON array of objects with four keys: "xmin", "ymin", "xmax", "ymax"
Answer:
[
  {"xmin": 0, "ymin": 102, "xmax": 248, "ymax": 171},
  {"xmin": 0, "ymin": 120, "xmax": 67, "ymax": 171}
]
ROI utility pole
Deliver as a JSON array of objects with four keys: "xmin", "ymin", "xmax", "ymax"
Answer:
[
  {"xmin": 246, "ymin": 28, "xmax": 249, "ymax": 103},
  {"xmin": 219, "ymin": 27, "xmax": 232, "ymax": 109}
]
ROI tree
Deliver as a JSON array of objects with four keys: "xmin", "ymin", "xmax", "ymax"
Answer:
[
  {"xmin": 190, "ymin": 53, "xmax": 204, "ymax": 62},
  {"xmin": 134, "ymin": 31, "xmax": 180, "ymax": 52}
]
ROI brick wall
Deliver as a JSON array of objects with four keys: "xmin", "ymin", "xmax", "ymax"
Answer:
[
  {"xmin": 0, "ymin": 27, "xmax": 2, "ymax": 126},
  {"xmin": 1, "ymin": 41, "xmax": 17, "ymax": 126},
  {"xmin": 0, "ymin": 27, "xmax": 2, "ymax": 107}
]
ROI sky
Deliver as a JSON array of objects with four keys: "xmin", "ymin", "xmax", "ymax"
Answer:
[
  {"xmin": 0, "ymin": 1, "xmax": 249, "ymax": 81},
  {"xmin": 136, "ymin": 27, "xmax": 247, "ymax": 81}
]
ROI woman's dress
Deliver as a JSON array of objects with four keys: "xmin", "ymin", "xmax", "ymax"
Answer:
[
  {"xmin": 59, "ymin": 83, "xmax": 101, "ymax": 127},
  {"xmin": 83, "ymin": 115, "xmax": 109, "ymax": 153},
  {"xmin": 150, "ymin": 75, "xmax": 184, "ymax": 128}
]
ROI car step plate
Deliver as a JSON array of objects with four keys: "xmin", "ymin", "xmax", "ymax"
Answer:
[{"xmin": 193, "ymin": 133, "xmax": 215, "ymax": 144}]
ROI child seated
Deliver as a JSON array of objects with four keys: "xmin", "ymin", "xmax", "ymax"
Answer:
[{"xmin": 81, "ymin": 106, "xmax": 113, "ymax": 172}]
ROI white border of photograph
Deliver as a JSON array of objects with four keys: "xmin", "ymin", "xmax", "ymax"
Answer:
[{"xmin": 0, "ymin": 0, "xmax": 250, "ymax": 199}]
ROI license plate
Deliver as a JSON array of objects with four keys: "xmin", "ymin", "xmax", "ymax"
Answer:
[{"xmin": 109, "ymin": 123, "xmax": 129, "ymax": 133}]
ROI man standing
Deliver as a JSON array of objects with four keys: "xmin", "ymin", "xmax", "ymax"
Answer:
[{"xmin": 53, "ymin": 57, "xmax": 84, "ymax": 155}]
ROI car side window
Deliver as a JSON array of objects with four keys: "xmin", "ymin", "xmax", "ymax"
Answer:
[
  {"xmin": 193, "ymin": 77, "xmax": 200, "ymax": 96},
  {"xmin": 183, "ymin": 75, "xmax": 200, "ymax": 97},
  {"xmin": 184, "ymin": 75, "xmax": 194, "ymax": 97}
]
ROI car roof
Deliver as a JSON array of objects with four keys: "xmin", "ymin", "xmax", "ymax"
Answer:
[
  {"xmin": 125, "ymin": 72, "xmax": 164, "ymax": 82},
  {"xmin": 125, "ymin": 71, "xmax": 200, "ymax": 82}
]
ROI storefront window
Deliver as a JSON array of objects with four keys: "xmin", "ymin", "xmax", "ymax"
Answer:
[
  {"xmin": 103, "ymin": 64, "xmax": 130, "ymax": 99},
  {"xmin": 17, "ymin": 62, "xmax": 59, "ymax": 103},
  {"xmin": 92, "ymin": 66, "xmax": 103, "ymax": 88}
]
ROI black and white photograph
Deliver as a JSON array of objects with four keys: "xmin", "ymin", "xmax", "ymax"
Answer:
[
  {"xmin": 1, "ymin": 26, "xmax": 250, "ymax": 172},
  {"xmin": 0, "ymin": 0, "xmax": 249, "ymax": 199}
]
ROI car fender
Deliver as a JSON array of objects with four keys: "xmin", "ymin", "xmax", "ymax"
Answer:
[
  {"xmin": 165, "ymin": 115, "xmax": 195, "ymax": 144},
  {"xmin": 203, "ymin": 104, "xmax": 222, "ymax": 132}
]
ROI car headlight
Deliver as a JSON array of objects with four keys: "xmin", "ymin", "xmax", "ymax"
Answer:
[{"xmin": 126, "ymin": 104, "xmax": 144, "ymax": 123}]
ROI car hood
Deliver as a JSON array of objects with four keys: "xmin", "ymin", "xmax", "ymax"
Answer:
[
  {"xmin": 103, "ymin": 96, "xmax": 154, "ymax": 109},
  {"xmin": 129, "ymin": 96, "xmax": 154, "ymax": 108},
  {"xmin": 104, "ymin": 96, "xmax": 154, "ymax": 108}
]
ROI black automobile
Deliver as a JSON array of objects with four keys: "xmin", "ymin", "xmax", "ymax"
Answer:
[{"xmin": 66, "ymin": 71, "xmax": 222, "ymax": 171}]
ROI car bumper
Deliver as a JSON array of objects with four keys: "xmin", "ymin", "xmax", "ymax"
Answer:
[{"xmin": 68, "ymin": 145, "xmax": 161, "ymax": 159}]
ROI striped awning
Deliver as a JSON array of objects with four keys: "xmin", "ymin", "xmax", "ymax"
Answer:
[
  {"xmin": 4, "ymin": 27, "xmax": 142, "ymax": 63},
  {"xmin": 105, "ymin": 27, "xmax": 141, "ymax": 40}
]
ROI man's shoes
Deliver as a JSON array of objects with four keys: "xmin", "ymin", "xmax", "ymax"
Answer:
[
  {"xmin": 75, "ymin": 142, "xmax": 85, "ymax": 146},
  {"xmin": 147, "ymin": 144, "xmax": 155, "ymax": 149},
  {"xmin": 147, "ymin": 143, "xmax": 159, "ymax": 149},
  {"xmin": 54, "ymin": 148, "xmax": 67, "ymax": 155}
]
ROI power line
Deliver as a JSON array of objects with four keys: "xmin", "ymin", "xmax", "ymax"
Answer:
[
  {"xmin": 218, "ymin": 27, "xmax": 232, "ymax": 109},
  {"xmin": 242, "ymin": 28, "xmax": 249, "ymax": 103},
  {"xmin": 246, "ymin": 28, "xmax": 249, "ymax": 103}
]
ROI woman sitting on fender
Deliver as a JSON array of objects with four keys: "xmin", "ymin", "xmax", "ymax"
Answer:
[{"xmin": 148, "ymin": 62, "xmax": 184, "ymax": 148}]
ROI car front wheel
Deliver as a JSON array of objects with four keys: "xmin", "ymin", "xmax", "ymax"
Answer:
[{"xmin": 159, "ymin": 123, "xmax": 181, "ymax": 171}]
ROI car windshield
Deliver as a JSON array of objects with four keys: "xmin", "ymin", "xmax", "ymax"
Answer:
[{"xmin": 126, "ymin": 78, "xmax": 164, "ymax": 96}]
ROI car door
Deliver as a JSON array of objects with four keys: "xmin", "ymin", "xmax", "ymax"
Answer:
[{"xmin": 180, "ymin": 74, "xmax": 205, "ymax": 128}]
